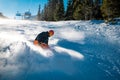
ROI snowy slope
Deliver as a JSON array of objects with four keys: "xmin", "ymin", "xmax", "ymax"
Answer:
[{"xmin": 0, "ymin": 19, "xmax": 120, "ymax": 80}]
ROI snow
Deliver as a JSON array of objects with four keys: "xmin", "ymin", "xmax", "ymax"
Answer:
[{"xmin": 0, "ymin": 19, "xmax": 120, "ymax": 80}]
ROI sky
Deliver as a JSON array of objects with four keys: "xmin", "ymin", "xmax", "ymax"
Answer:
[{"xmin": 0, "ymin": 0, "xmax": 67, "ymax": 18}]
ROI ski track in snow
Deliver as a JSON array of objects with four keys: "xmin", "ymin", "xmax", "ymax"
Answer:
[{"xmin": 0, "ymin": 19, "xmax": 120, "ymax": 80}]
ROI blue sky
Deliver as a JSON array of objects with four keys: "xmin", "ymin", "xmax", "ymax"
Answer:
[{"xmin": 0, "ymin": 0, "xmax": 67, "ymax": 18}]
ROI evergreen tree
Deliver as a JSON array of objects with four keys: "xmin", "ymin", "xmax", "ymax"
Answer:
[
  {"xmin": 65, "ymin": 0, "xmax": 74, "ymax": 20},
  {"xmin": 54, "ymin": 0, "xmax": 64, "ymax": 21},
  {"xmin": 101, "ymin": 0, "xmax": 120, "ymax": 20},
  {"xmin": 47, "ymin": 0, "xmax": 58, "ymax": 21},
  {"xmin": 47, "ymin": 0, "xmax": 53, "ymax": 21},
  {"xmin": 83, "ymin": 0, "xmax": 93, "ymax": 20},
  {"xmin": 72, "ymin": 0, "xmax": 82, "ymax": 20},
  {"xmin": 43, "ymin": 4, "xmax": 49, "ymax": 21},
  {"xmin": 92, "ymin": 0, "xmax": 103, "ymax": 19},
  {"xmin": 37, "ymin": 4, "xmax": 41, "ymax": 20},
  {"xmin": 42, "ymin": 0, "xmax": 65, "ymax": 21},
  {"xmin": 72, "ymin": 0, "xmax": 94, "ymax": 20},
  {"xmin": 69, "ymin": 0, "xmax": 103, "ymax": 20},
  {"xmin": 40, "ymin": 10, "xmax": 45, "ymax": 20}
]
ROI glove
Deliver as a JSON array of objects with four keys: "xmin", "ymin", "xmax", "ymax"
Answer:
[
  {"xmin": 33, "ymin": 40, "xmax": 39, "ymax": 45},
  {"xmin": 40, "ymin": 43, "xmax": 49, "ymax": 49}
]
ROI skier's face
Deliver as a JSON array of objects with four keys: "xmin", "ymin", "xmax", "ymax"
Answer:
[{"xmin": 49, "ymin": 32, "xmax": 54, "ymax": 37}]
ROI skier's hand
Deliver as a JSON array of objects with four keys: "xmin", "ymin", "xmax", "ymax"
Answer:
[
  {"xmin": 33, "ymin": 40, "xmax": 39, "ymax": 45},
  {"xmin": 40, "ymin": 43, "xmax": 49, "ymax": 49}
]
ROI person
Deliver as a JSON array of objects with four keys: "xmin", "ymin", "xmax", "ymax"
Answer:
[{"xmin": 33, "ymin": 30, "xmax": 54, "ymax": 49}]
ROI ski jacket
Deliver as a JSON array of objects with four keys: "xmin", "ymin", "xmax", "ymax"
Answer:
[{"xmin": 35, "ymin": 32, "xmax": 49, "ymax": 44}]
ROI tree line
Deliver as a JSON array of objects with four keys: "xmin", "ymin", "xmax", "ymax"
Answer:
[
  {"xmin": 0, "ymin": 12, "xmax": 7, "ymax": 18},
  {"xmin": 36, "ymin": 0, "xmax": 120, "ymax": 21}
]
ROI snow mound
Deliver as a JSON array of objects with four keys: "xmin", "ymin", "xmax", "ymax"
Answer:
[
  {"xmin": 0, "ymin": 31, "xmax": 84, "ymax": 79},
  {"xmin": 0, "ymin": 19, "xmax": 120, "ymax": 80}
]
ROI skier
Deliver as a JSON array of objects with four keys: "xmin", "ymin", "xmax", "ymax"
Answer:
[{"xmin": 33, "ymin": 30, "xmax": 54, "ymax": 49}]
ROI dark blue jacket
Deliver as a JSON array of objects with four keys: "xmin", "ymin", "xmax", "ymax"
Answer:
[{"xmin": 35, "ymin": 32, "xmax": 49, "ymax": 44}]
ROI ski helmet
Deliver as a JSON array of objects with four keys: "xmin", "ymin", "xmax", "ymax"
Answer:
[{"xmin": 49, "ymin": 30, "xmax": 54, "ymax": 36}]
